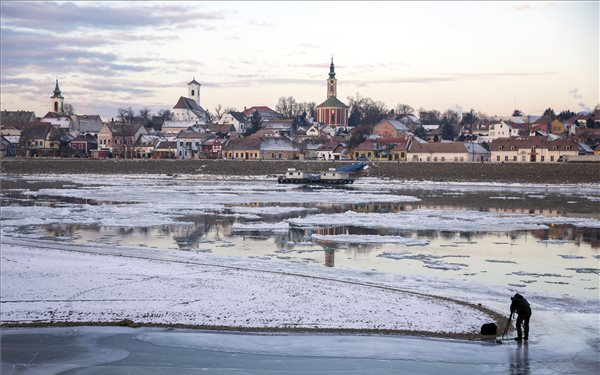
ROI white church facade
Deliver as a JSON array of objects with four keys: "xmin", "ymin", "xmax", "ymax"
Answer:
[{"xmin": 162, "ymin": 78, "xmax": 210, "ymax": 135}]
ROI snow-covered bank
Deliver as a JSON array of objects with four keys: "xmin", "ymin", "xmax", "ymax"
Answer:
[{"xmin": 0, "ymin": 241, "xmax": 495, "ymax": 336}]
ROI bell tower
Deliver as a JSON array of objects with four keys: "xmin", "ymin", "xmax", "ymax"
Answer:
[
  {"xmin": 327, "ymin": 56, "xmax": 337, "ymax": 98},
  {"xmin": 187, "ymin": 77, "xmax": 201, "ymax": 106},
  {"xmin": 50, "ymin": 78, "xmax": 64, "ymax": 113}
]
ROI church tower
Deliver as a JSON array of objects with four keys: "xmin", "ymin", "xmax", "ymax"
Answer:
[
  {"xmin": 187, "ymin": 77, "xmax": 201, "ymax": 107},
  {"xmin": 327, "ymin": 57, "xmax": 337, "ymax": 98},
  {"xmin": 316, "ymin": 57, "xmax": 349, "ymax": 127},
  {"xmin": 50, "ymin": 78, "xmax": 64, "ymax": 113}
]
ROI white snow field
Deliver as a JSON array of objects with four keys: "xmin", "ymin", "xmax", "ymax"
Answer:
[{"xmin": 0, "ymin": 240, "xmax": 491, "ymax": 334}]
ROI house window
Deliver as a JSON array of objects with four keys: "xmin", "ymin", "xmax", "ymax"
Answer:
[
  {"xmin": 551, "ymin": 156, "xmax": 554, "ymax": 161},
  {"xmin": 499, "ymin": 146, "xmax": 503, "ymax": 151},
  {"xmin": 511, "ymin": 146, "xmax": 515, "ymax": 151},
  {"xmin": 552, "ymin": 146, "xmax": 557, "ymax": 150},
  {"xmin": 434, "ymin": 157, "xmax": 438, "ymax": 161},
  {"xmin": 191, "ymin": 89, "xmax": 195, "ymax": 96},
  {"xmin": 496, "ymin": 156, "xmax": 500, "ymax": 161},
  {"xmin": 513, "ymin": 156, "xmax": 517, "ymax": 161},
  {"xmin": 504, "ymin": 156, "xmax": 509, "ymax": 162},
  {"xmin": 541, "ymin": 156, "xmax": 545, "ymax": 162},
  {"xmin": 427, "ymin": 156, "xmax": 431, "ymax": 161},
  {"xmin": 566, "ymin": 146, "xmax": 571, "ymax": 150},
  {"xmin": 441, "ymin": 156, "xmax": 445, "ymax": 161}
]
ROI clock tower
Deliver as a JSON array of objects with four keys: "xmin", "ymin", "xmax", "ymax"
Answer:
[{"xmin": 327, "ymin": 57, "xmax": 337, "ymax": 98}]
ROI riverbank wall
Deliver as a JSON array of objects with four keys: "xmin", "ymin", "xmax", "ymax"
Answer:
[{"xmin": 1, "ymin": 159, "xmax": 598, "ymax": 184}]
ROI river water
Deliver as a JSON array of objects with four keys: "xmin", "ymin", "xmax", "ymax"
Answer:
[{"xmin": 1, "ymin": 174, "xmax": 598, "ymax": 301}]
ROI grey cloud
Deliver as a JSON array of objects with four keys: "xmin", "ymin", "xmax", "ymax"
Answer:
[{"xmin": 0, "ymin": 2, "xmax": 224, "ymax": 32}]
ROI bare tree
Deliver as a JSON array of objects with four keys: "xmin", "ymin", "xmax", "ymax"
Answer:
[
  {"xmin": 298, "ymin": 102, "xmax": 316, "ymax": 120},
  {"xmin": 139, "ymin": 107, "xmax": 151, "ymax": 121},
  {"xmin": 394, "ymin": 104, "xmax": 414, "ymax": 117},
  {"xmin": 63, "ymin": 103, "xmax": 75, "ymax": 116},
  {"xmin": 157, "ymin": 109, "xmax": 172, "ymax": 121},
  {"xmin": 214, "ymin": 104, "xmax": 225, "ymax": 120},
  {"xmin": 276, "ymin": 96, "xmax": 301, "ymax": 119}
]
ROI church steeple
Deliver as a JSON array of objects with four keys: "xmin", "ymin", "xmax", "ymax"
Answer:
[
  {"xmin": 51, "ymin": 78, "xmax": 64, "ymax": 99},
  {"xmin": 327, "ymin": 56, "xmax": 337, "ymax": 98},
  {"xmin": 50, "ymin": 78, "xmax": 64, "ymax": 113},
  {"xmin": 329, "ymin": 56, "xmax": 336, "ymax": 79}
]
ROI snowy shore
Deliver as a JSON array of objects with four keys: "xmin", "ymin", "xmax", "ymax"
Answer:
[{"xmin": 0, "ymin": 239, "xmax": 500, "ymax": 338}]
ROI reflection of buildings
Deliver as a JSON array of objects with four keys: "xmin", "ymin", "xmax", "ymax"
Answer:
[
  {"xmin": 324, "ymin": 249, "xmax": 335, "ymax": 267},
  {"xmin": 531, "ymin": 225, "xmax": 600, "ymax": 249}
]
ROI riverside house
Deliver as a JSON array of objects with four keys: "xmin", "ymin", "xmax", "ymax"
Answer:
[
  {"xmin": 97, "ymin": 122, "xmax": 148, "ymax": 157},
  {"xmin": 19, "ymin": 121, "xmax": 61, "ymax": 157},
  {"xmin": 408, "ymin": 142, "xmax": 490, "ymax": 162},
  {"xmin": 490, "ymin": 137, "xmax": 579, "ymax": 163}
]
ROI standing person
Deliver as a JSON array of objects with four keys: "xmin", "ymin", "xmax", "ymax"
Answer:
[{"xmin": 510, "ymin": 293, "xmax": 532, "ymax": 341}]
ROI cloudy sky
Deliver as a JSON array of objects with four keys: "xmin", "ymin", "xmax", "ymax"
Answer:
[{"xmin": 1, "ymin": 1, "xmax": 598, "ymax": 120}]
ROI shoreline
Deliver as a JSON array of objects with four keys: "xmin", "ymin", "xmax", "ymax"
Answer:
[
  {"xmin": 0, "ymin": 320, "xmax": 506, "ymax": 342},
  {"xmin": 2, "ymin": 158, "xmax": 599, "ymax": 184}
]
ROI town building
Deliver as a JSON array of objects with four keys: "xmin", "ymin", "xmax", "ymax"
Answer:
[
  {"xmin": 316, "ymin": 58, "xmax": 349, "ymax": 127},
  {"xmin": 97, "ymin": 122, "xmax": 148, "ymax": 157},
  {"xmin": 408, "ymin": 142, "xmax": 489, "ymax": 162},
  {"xmin": 489, "ymin": 137, "xmax": 579, "ymax": 163},
  {"xmin": 372, "ymin": 119, "xmax": 410, "ymax": 138}
]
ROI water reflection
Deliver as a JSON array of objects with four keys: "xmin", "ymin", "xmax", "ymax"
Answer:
[{"xmin": 509, "ymin": 343, "xmax": 530, "ymax": 375}]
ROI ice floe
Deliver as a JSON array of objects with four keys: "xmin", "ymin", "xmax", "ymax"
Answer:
[
  {"xmin": 311, "ymin": 234, "xmax": 429, "ymax": 246},
  {"xmin": 286, "ymin": 209, "xmax": 600, "ymax": 232},
  {"xmin": 558, "ymin": 255, "xmax": 586, "ymax": 259},
  {"xmin": 378, "ymin": 251, "xmax": 469, "ymax": 271},
  {"xmin": 232, "ymin": 222, "xmax": 290, "ymax": 233},
  {"xmin": 539, "ymin": 240, "xmax": 571, "ymax": 244},
  {"xmin": 510, "ymin": 271, "xmax": 572, "ymax": 278},
  {"xmin": 566, "ymin": 268, "xmax": 600, "ymax": 275}
]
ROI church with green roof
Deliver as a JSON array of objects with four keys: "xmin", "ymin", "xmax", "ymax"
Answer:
[{"xmin": 316, "ymin": 58, "xmax": 349, "ymax": 127}]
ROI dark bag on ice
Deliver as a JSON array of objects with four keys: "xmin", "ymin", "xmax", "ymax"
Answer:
[{"xmin": 480, "ymin": 323, "xmax": 497, "ymax": 335}]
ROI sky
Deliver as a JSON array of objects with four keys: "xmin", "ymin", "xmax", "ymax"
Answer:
[{"xmin": 1, "ymin": 1, "xmax": 598, "ymax": 120}]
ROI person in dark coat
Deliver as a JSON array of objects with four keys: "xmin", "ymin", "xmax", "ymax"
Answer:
[{"xmin": 510, "ymin": 293, "xmax": 532, "ymax": 341}]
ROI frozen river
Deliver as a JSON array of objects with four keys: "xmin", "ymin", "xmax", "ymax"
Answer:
[
  {"xmin": 2, "ymin": 174, "xmax": 599, "ymax": 301},
  {"xmin": 1, "ymin": 174, "xmax": 599, "ymax": 374}
]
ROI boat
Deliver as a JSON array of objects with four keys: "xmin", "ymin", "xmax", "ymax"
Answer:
[{"xmin": 277, "ymin": 162, "xmax": 367, "ymax": 184}]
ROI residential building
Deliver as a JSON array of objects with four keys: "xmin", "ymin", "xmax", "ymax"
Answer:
[
  {"xmin": 134, "ymin": 135, "xmax": 164, "ymax": 159},
  {"xmin": 154, "ymin": 141, "xmax": 177, "ymax": 159},
  {"xmin": 218, "ymin": 111, "xmax": 247, "ymax": 133},
  {"xmin": 242, "ymin": 106, "xmax": 283, "ymax": 121},
  {"xmin": 0, "ymin": 136, "xmax": 16, "ymax": 157},
  {"xmin": 316, "ymin": 58, "xmax": 349, "ymax": 127},
  {"xmin": 489, "ymin": 137, "xmax": 579, "ymax": 163},
  {"xmin": 372, "ymin": 119, "xmax": 410, "ymax": 138},
  {"xmin": 0, "ymin": 110, "xmax": 36, "ymax": 129},
  {"xmin": 222, "ymin": 138, "xmax": 262, "ymax": 160},
  {"xmin": 176, "ymin": 130, "xmax": 214, "ymax": 159},
  {"xmin": 260, "ymin": 138, "xmax": 303, "ymax": 160},
  {"xmin": 70, "ymin": 115, "xmax": 103, "ymax": 134},
  {"xmin": 408, "ymin": 142, "xmax": 489, "ymax": 162},
  {"xmin": 20, "ymin": 121, "xmax": 61, "ymax": 157},
  {"xmin": 70, "ymin": 133, "xmax": 97, "ymax": 157},
  {"xmin": 316, "ymin": 140, "xmax": 346, "ymax": 160},
  {"xmin": 97, "ymin": 122, "xmax": 148, "ymax": 157}
]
